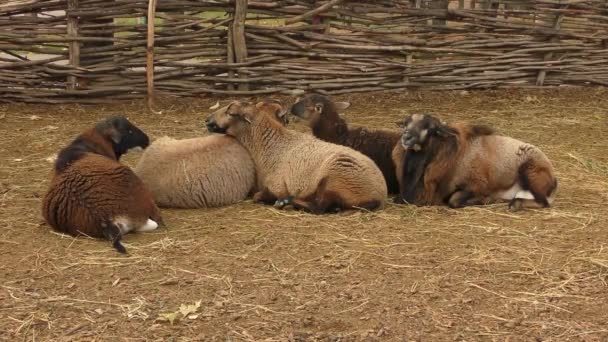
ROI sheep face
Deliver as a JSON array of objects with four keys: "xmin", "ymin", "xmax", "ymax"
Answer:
[
  {"xmin": 398, "ymin": 114, "xmax": 453, "ymax": 152},
  {"xmin": 206, "ymin": 100, "xmax": 288, "ymax": 136},
  {"xmin": 96, "ymin": 116, "xmax": 150, "ymax": 156},
  {"xmin": 290, "ymin": 93, "xmax": 350, "ymax": 120},
  {"xmin": 206, "ymin": 100, "xmax": 255, "ymax": 136}
]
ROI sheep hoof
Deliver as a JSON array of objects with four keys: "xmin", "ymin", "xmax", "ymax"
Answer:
[
  {"xmin": 274, "ymin": 196, "xmax": 293, "ymax": 209},
  {"xmin": 508, "ymin": 198, "xmax": 524, "ymax": 212},
  {"xmin": 392, "ymin": 195, "xmax": 404, "ymax": 204}
]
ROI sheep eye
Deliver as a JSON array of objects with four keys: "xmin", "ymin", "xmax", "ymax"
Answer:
[{"xmin": 128, "ymin": 129, "xmax": 133, "ymax": 134}]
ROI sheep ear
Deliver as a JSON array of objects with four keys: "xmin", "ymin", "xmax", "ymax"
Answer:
[
  {"xmin": 105, "ymin": 127, "xmax": 122, "ymax": 144},
  {"xmin": 334, "ymin": 101, "xmax": 350, "ymax": 111},
  {"xmin": 434, "ymin": 126, "xmax": 453, "ymax": 138},
  {"xmin": 226, "ymin": 101, "xmax": 241, "ymax": 116}
]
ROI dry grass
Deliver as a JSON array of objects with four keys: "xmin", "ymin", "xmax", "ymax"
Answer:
[{"xmin": 0, "ymin": 88, "xmax": 607, "ymax": 341}]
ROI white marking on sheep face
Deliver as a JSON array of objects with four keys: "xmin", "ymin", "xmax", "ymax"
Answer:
[{"xmin": 419, "ymin": 129, "xmax": 428, "ymax": 142}]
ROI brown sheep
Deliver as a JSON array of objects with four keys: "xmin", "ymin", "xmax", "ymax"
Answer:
[
  {"xmin": 290, "ymin": 93, "xmax": 402, "ymax": 195},
  {"xmin": 42, "ymin": 116, "xmax": 163, "ymax": 253},
  {"xmin": 393, "ymin": 113, "xmax": 557, "ymax": 210},
  {"xmin": 205, "ymin": 99, "xmax": 388, "ymax": 214},
  {"xmin": 133, "ymin": 102, "xmax": 290, "ymax": 208}
]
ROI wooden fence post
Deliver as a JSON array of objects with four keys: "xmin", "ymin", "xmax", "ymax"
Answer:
[
  {"xmin": 429, "ymin": 0, "xmax": 448, "ymax": 26},
  {"xmin": 536, "ymin": 10, "xmax": 564, "ymax": 86},
  {"xmin": 232, "ymin": 0, "xmax": 248, "ymax": 91},
  {"xmin": 67, "ymin": 0, "xmax": 79, "ymax": 90},
  {"xmin": 147, "ymin": 0, "xmax": 159, "ymax": 112}
]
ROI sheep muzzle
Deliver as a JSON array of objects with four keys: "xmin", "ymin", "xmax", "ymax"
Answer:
[{"xmin": 205, "ymin": 117, "xmax": 226, "ymax": 134}]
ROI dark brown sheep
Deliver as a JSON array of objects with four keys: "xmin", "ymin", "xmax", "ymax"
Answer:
[
  {"xmin": 42, "ymin": 116, "xmax": 163, "ymax": 253},
  {"xmin": 290, "ymin": 93, "xmax": 402, "ymax": 194},
  {"xmin": 393, "ymin": 114, "xmax": 558, "ymax": 210}
]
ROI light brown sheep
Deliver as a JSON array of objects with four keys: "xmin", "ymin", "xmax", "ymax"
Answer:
[
  {"xmin": 134, "ymin": 134, "xmax": 256, "ymax": 208},
  {"xmin": 133, "ymin": 102, "xmax": 290, "ymax": 208},
  {"xmin": 290, "ymin": 93, "xmax": 402, "ymax": 195},
  {"xmin": 205, "ymin": 99, "xmax": 388, "ymax": 214}
]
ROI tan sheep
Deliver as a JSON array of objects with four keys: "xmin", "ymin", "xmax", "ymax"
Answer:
[
  {"xmin": 133, "ymin": 103, "xmax": 290, "ymax": 208},
  {"xmin": 205, "ymin": 99, "xmax": 388, "ymax": 214},
  {"xmin": 134, "ymin": 134, "xmax": 256, "ymax": 208}
]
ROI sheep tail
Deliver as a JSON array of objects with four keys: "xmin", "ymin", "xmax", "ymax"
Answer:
[{"xmin": 101, "ymin": 222, "xmax": 127, "ymax": 254}]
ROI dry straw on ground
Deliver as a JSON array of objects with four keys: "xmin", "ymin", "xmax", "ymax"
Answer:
[{"xmin": 0, "ymin": 89, "xmax": 607, "ymax": 340}]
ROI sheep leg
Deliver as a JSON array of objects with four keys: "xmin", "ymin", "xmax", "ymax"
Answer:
[
  {"xmin": 252, "ymin": 188, "xmax": 278, "ymax": 205},
  {"xmin": 288, "ymin": 181, "xmax": 341, "ymax": 214},
  {"xmin": 290, "ymin": 195, "xmax": 340, "ymax": 214},
  {"xmin": 274, "ymin": 196, "xmax": 294, "ymax": 209},
  {"xmin": 136, "ymin": 218, "xmax": 159, "ymax": 232},
  {"xmin": 101, "ymin": 222, "xmax": 127, "ymax": 254},
  {"xmin": 518, "ymin": 161, "xmax": 557, "ymax": 208},
  {"xmin": 447, "ymin": 190, "xmax": 475, "ymax": 208}
]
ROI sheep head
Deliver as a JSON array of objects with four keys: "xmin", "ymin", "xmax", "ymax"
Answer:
[
  {"xmin": 290, "ymin": 93, "xmax": 350, "ymax": 120},
  {"xmin": 206, "ymin": 99, "xmax": 289, "ymax": 136},
  {"xmin": 95, "ymin": 116, "xmax": 150, "ymax": 157},
  {"xmin": 206, "ymin": 100, "xmax": 252, "ymax": 135},
  {"xmin": 258, "ymin": 99, "xmax": 289, "ymax": 126},
  {"xmin": 397, "ymin": 114, "xmax": 455, "ymax": 152},
  {"xmin": 256, "ymin": 99, "xmax": 289, "ymax": 126}
]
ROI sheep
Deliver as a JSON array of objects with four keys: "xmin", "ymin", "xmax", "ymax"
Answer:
[
  {"xmin": 290, "ymin": 93, "xmax": 402, "ymax": 195},
  {"xmin": 134, "ymin": 135, "xmax": 254, "ymax": 208},
  {"xmin": 205, "ymin": 99, "xmax": 388, "ymax": 214},
  {"xmin": 133, "ymin": 102, "xmax": 290, "ymax": 208},
  {"xmin": 42, "ymin": 116, "xmax": 163, "ymax": 253},
  {"xmin": 392, "ymin": 113, "xmax": 558, "ymax": 210}
]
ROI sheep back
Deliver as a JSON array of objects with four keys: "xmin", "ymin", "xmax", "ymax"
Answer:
[
  {"xmin": 450, "ymin": 134, "xmax": 554, "ymax": 195},
  {"xmin": 42, "ymin": 154, "xmax": 161, "ymax": 238},
  {"xmin": 260, "ymin": 131, "xmax": 387, "ymax": 207},
  {"xmin": 134, "ymin": 135, "xmax": 256, "ymax": 208}
]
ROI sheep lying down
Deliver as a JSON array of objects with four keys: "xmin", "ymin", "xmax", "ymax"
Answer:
[
  {"xmin": 393, "ymin": 113, "xmax": 557, "ymax": 210},
  {"xmin": 134, "ymin": 102, "xmax": 289, "ymax": 209},
  {"xmin": 42, "ymin": 116, "xmax": 163, "ymax": 253},
  {"xmin": 205, "ymin": 99, "xmax": 388, "ymax": 214},
  {"xmin": 134, "ymin": 134, "xmax": 256, "ymax": 208}
]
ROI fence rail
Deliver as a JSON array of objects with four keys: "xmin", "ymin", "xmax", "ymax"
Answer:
[{"xmin": 1, "ymin": 0, "xmax": 608, "ymax": 104}]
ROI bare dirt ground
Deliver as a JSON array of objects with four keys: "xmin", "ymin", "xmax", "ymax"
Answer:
[{"xmin": 0, "ymin": 88, "xmax": 607, "ymax": 341}]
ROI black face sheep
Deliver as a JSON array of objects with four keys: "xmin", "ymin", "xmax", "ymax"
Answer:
[
  {"xmin": 393, "ymin": 113, "xmax": 558, "ymax": 210},
  {"xmin": 42, "ymin": 116, "xmax": 164, "ymax": 253},
  {"xmin": 133, "ymin": 103, "xmax": 290, "ymax": 208},
  {"xmin": 290, "ymin": 93, "xmax": 402, "ymax": 195},
  {"xmin": 206, "ymin": 99, "xmax": 387, "ymax": 214}
]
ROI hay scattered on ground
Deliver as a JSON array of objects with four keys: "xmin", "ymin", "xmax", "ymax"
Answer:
[{"xmin": 0, "ymin": 88, "xmax": 607, "ymax": 340}]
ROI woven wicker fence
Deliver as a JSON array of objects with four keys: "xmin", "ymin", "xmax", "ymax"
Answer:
[{"xmin": 1, "ymin": 0, "xmax": 608, "ymax": 104}]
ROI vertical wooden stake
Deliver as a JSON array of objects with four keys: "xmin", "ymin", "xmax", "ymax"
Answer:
[
  {"xmin": 226, "ymin": 23, "xmax": 235, "ymax": 91},
  {"xmin": 147, "ymin": 0, "xmax": 159, "ymax": 113},
  {"xmin": 67, "ymin": 0, "xmax": 79, "ymax": 90},
  {"xmin": 536, "ymin": 12, "xmax": 564, "ymax": 86},
  {"xmin": 232, "ymin": 0, "xmax": 248, "ymax": 91}
]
